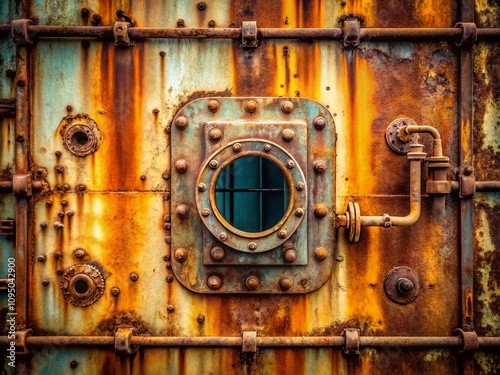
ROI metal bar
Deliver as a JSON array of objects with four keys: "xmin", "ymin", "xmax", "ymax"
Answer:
[{"xmin": 475, "ymin": 181, "xmax": 500, "ymax": 192}]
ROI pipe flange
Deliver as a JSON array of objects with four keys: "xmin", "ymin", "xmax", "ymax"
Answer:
[
  {"xmin": 384, "ymin": 266, "xmax": 420, "ymax": 305},
  {"xmin": 60, "ymin": 264, "xmax": 106, "ymax": 307},
  {"xmin": 386, "ymin": 118, "xmax": 418, "ymax": 155},
  {"xmin": 347, "ymin": 202, "xmax": 361, "ymax": 243},
  {"xmin": 59, "ymin": 113, "xmax": 102, "ymax": 157}
]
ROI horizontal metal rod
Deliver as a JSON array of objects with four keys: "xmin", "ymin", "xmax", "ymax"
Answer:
[
  {"xmin": 475, "ymin": 181, "xmax": 500, "ymax": 192},
  {"xmin": 1, "ymin": 335, "xmax": 499, "ymax": 348},
  {"xmin": 0, "ymin": 24, "xmax": 499, "ymax": 42}
]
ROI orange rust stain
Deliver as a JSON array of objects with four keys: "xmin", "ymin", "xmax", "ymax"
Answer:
[{"xmin": 415, "ymin": 0, "xmax": 452, "ymax": 27}]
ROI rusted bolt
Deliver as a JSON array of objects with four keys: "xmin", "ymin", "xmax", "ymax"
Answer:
[
  {"xmin": 279, "ymin": 277, "xmax": 293, "ymax": 291},
  {"xmin": 283, "ymin": 249, "xmax": 297, "ymax": 263},
  {"xmin": 177, "ymin": 19, "xmax": 185, "ymax": 27},
  {"xmin": 16, "ymin": 79, "xmax": 25, "ymax": 87},
  {"xmin": 91, "ymin": 14, "xmax": 101, "ymax": 25},
  {"xmin": 58, "ymin": 211, "xmax": 65, "ymax": 218},
  {"xmin": 81, "ymin": 8, "xmax": 90, "ymax": 18},
  {"xmin": 54, "ymin": 251, "xmax": 63, "ymax": 260},
  {"xmin": 164, "ymin": 236, "xmax": 171, "ymax": 244},
  {"xmin": 282, "ymin": 129, "xmax": 295, "ymax": 142},
  {"xmin": 42, "ymin": 280, "xmax": 50, "ymax": 286},
  {"xmin": 55, "ymin": 165, "xmax": 64, "ymax": 174},
  {"xmin": 163, "ymin": 193, "xmax": 171, "ymax": 201},
  {"xmin": 174, "ymin": 159, "xmax": 188, "ymax": 174},
  {"xmin": 53, "ymin": 222, "xmax": 64, "ymax": 230},
  {"xmin": 197, "ymin": 314, "xmax": 205, "ymax": 323},
  {"xmin": 56, "ymin": 269, "xmax": 63, "ymax": 276},
  {"xmin": 209, "ymin": 160, "xmax": 219, "ymax": 169},
  {"xmin": 209, "ymin": 128, "xmax": 223, "ymax": 142},
  {"xmin": 201, "ymin": 208, "xmax": 210, "ymax": 217},
  {"xmin": 46, "ymin": 201, "xmax": 53, "ymax": 207},
  {"xmin": 111, "ymin": 287, "xmax": 120, "ymax": 296},
  {"xmin": 74, "ymin": 249, "xmax": 85, "ymax": 258},
  {"xmin": 164, "ymin": 215, "xmax": 171, "ymax": 222},
  {"xmin": 280, "ymin": 100, "xmax": 294, "ymax": 114},
  {"xmin": 219, "ymin": 232, "xmax": 227, "ymax": 241},
  {"xmin": 70, "ymin": 361, "xmax": 78, "ymax": 369},
  {"xmin": 55, "ymin": 150, "xmax": 62, "ymax": 157},
  {"xmin": 175, "ymin": 116, "xmax": 188, "ymax": 130},
  {"xmin": 207, "ymin": 275, "xmax": 222, "ymax": 290},
  {"xmin": 5, "ymin": 69, "xmax": 15, "ymax": 78},
  {"xmin": 246, "ymin": 276, "xmax": 260, "ymax": 290},
  {"xmin": 140, "ymin": 175, "xmax": 147, "ymax": 181},
  {"xmin": 198, "ymin": 183, "xmax": 206, "ymax": 191},
  {"xmin": 464, "ymin": 166, "xmax": 474, "ymax": 176},
  {"xmin": 313, "ymin": 117, "xmax": 326, "ymax": 130},
  {"xmin": 164, "ymin": 223, "xmax": 171, "ymax": 230},
  {"xmin": 61, "ymin": 200, "xmax": 68, "ymax": 207},
  {"xmin": 175, "ymin": 204, "xmax": 189, "ymax": 220},
  {"xmin": 299, "ymin": 278, "xmax": 308, "ymax": 286},
  {"xmin": 37, "ymin": 255, "xmax": 46, "ymax": 262},
  {"xmin": 382, "ymin": 213, "xmax": 391, "ymax": 228},
  {"xmin": 66, "ymin": 210, "xmax": 74, "ymax": 217},
  {"xmin": 159, "ymin": 51, "xmax": 166, "ymax": 57},
  {"xmin": 66, "ymin": 105, "xmax": 73, "ymax": 112},
  {"xmin": 314, "ymin": 205, "xmax": 328, "ymax": 218},
  {"xmin": 248, "ymin": 242, "xmax": 257, "ymax": 251},
  {"xmin": 166, "ymin": 275, "xmax": 174, "ymax": 283},
  {"xmin": 162, "ymin": 171, "xmax": 170, "ymax": 180},
  {"xmin": 76, "ymin": 184, "xmax": 86, "ymax": 192},
  {"xmin": 174, "ymin": 247, "xmax": 188, "ymax": 263},
  {"xmin": 40, "ymin": 222, "xmax": 47, "ymax": 229},
  {"xmin": 165, "ymin": 261, "xmax": 172, "ymax": 269},
  {"xmin": 167, "ymin": 305, "xmax": 175, "ymax": 313},
  {"xmin": 62, "ymin": 184, "xmax": 71, "ymax": 192},
  {"xmin": 207, "ymin": 100, "xmax": 220, "ymax": 113},
  {"xmin": 197, "ymin": 1, "xmax": 207, "ymax": 10},
  {"xmin": 153, "ymin": 108, "xmax": 160, "ymax": 115},
  {"xmin": 263, "ymin": 144, "xmax": 272, "ymax": 152},
  {"xmin": 55, "ymin": 184, "xmax": 62, "ymax": 191},
  {"xmin": 129, "ymin": 272, "xmax": 139, "ymax": 282},
  {"xmin": 208, "ymin": 20, "xmax": 216, "ymax": 27},
  {"xmin": 315, "ymin": 247, "xmax": 328, "ymax": 261},
  {"xmin": 245, "ymin": 100, "xmax": 258, "ymax": 113},
  {"xmin": 314, "ymin": 160, "xmax": 327, "ymax": 173},
  {"xmin": 295, "ymin": 208, "xmax": 304, "ymax": 217},
  {"xmin": 296, "ymin": 182, "xmax": 305, "ymax": 191},
  {"xmin": 278, "ymin": 230, "xmax": 287, "ymax": 239},
  {"xmin": 210, "ymin": 246, "xmax": 225, "ymax": 261},
  {"xmin": 397, "ymin": 278, "xmax": 414, "ymax": 294},
  {"xmin": 163, "ymin": 255, "xmax": 171, "ymax": 261},
  {"xmin": 16, "ymin": 135, "xmax": 24, "ymax": 142},
  {"xmin": 336, "ymin": 255, "xmax": 344, "ymax": 262},
  {"xmin": 286, "ymin": 160, "xmax": 295, "ymax": 169},
  {"xmin": 232, "ymin": 143, "xmax": 242, "ymax": 153}
]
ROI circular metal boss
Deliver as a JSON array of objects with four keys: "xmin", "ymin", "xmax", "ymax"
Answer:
[
  {"xmin": 386, "ymin": 118, "xmax": 418, "ymax": 155},
  {"xmin": 60, "ymin": 264, "xmax": 106, "ymax": 307},
  {"xmin": 383, "ymin": 266, "xmax": 420, "ymax": 305},
  {"xmin": 59, "ymin": 113, "xmax": 102, "ymax": 157}
]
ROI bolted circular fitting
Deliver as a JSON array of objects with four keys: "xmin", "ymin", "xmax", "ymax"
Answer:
[
  {"xmin": 299, "ymin": 278, "xmax": 308, "ymax": 286},
  {"xmin": 397, "ymin": 278, "xmax": 414, "ymax": 295},
  {"xmin": 40, "ymin": 222, "xmax": 47, "ymax": 229},
  {"xmin": 384, "ymin": 266, "xmax": 420, "ymax": 304},
  {"xmin": 111, "ymin": 287, "xmax": 120, "ymax": 296},
  {"xmin": 247, "ymin": 242, "xmax": 257, "ymax": 251},
  {"xmin": 209, "ymin": 160, "xmax": 219, "ymax": 169},
  {"xmin": 174, "ymin": 159, "xmax": 188, "ymax": 174},
  {"xmin": 232, "ymin": 143, "xmax": 242, "ymax": 153},
  {"xmin": 207, "ymin": 100, "xmax": 220, "ymax": 113},
  {"xmin": 209, "ymin": 128, "xmax": 223, "ymax": 142},
  {"xmin": 173, "ymin": 247, "xmax": 188, "ymax": 263},
  {"xmin": 197, "ymin": 314, "xmax": 205, "ymax": 323},
  {"xmin": 283, "ymin": 249, "xmax": 297, "ymax": 263},
  {"xmin": 281, "ymin": 129, "xmax": 295, "ymax": 142},
  {"xmin": 37, "ymin": 255, "xmax": 46, "ymax": 262},
  {"xmin": 286, "ymin": 160, "xmax": 295, "ymax": 169},
  {"xmin": 201, "ymin": 208, "xmax": 211, "ymax": 217},
  {"xmin": 296, "ymin": 182, "xmax": 305, "ymax": 191},
  {"xmin": 295, "ymin": 208, "xmax": 304, "ymax": 217},
  {"xmin": 175, "ymin": 204, "xmax": 190, "ymax": 220},
  {"xmin": 314, "ymin": 160, "xmax": 327, "ymax": 173},
  {"xmin": 129, "ymin": 272, "xmax": 139, "ymax": 282},
  {"xmin": 54, "ymin": 251, "xmax": 63, "ymax": 260},
  {"xmin": 207, "ymin": 275, "xmax": 222, "ymax": 290},
  {"xmin": 313, "ymin": 116, "xmax": 326, "ymax": 130},
  {"xmin": 314, "ymin": 205, "xmax": 329, "ymax": 218},
  {"xmin": 42, "ymin": 280, "xmax": 50, "ymax": 286},
  {"xmin": 279, "ymin": 277, "xmax": 293, "ymax": 291},
  {"xmin": 263, "ymin": 144, "xmax": 272, "ymax": 152},
  {"xmin": 219, "ymin": 232, "xmax": 228, "ymax": 241},
  {"xmin": 60, "ymin": 264, "xmax": 105, "ymax": 307},
  {"xmin": 278, "ymin": 230, "xmax": 287, "ymax": 239},
  {"xmin": 280, "ymin": 100, "xmax": 294, "ymax": 114},
  {"xmin": 167, "ymin": 305, "xmax": 175, "ymax": 313},
  {"xmin": 315, "ymin": 247, "xmax": 328, "ymax": 261},
  {"xmin": 66, "ymin": 210, "xmax": 75, "ymax": 217},
  {"xmin": 246, "ymin": 276, "xmax": 260, "ymax": 290},
  {"xmin": 74, "ymin": 249, "xmax": 86, "ymax": 259},
  {"xmin": 245, "ymin": 100, "xmax": 258, "ymax": 113},
  {"xmin": 210, "ymin": 246, "xmax": 225, "ymax": 261},
  {"xmin": 198, "ymin": 183, "xmax": 206, "ymax": 192},
  {"xmin": 175, "ymin": 116, "xmax": 188, "ymax": 130}
]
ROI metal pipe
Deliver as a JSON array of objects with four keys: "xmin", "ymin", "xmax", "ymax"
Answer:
[
  {"xmin": 475, "ymin": 181, "xmax": 500, "ymax": 192},
  {"xmin": 404, "ymin": 125, "xmax": 443, "ymax": 157}
]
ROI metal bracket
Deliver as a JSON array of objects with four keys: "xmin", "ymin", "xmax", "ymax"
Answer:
[
  {"xmin": 0, "ymin": 219, "xmax": 15, "ymax": 236},
  {"xmin": 454, "ymin": 22, "xmax": 477, "ymax": 49},
  {"xmin": 241, "ymin": 21, "xmax": 258, "ymax": 48},
  {"xmin": 340, "ymin": 14, "xmax": 362, "ymax": 48},
  {"xmin": 114, "ymin": 327, "xmax": 138, "ymax": 355},
  {"xmin": 454, "ymin": 328, "xmax": 479, "ymax": 353},
  {"xmin": 11, "ymin": 19, "xmax": 35, "ymax": 46},
  {"xmin": 15, "ymin": 329, "xmax": 32, "ymax": 355},
  {"xmin": 113, "ymin": 22, "xmax": 134, "ymax": 47},
  {"xmin": 242, "ymin": 331, "xmax": 257, "ymax": 362},
  {"xmin": 12, "ymin": 174, "xmax": 32, "ymax": 197},
  {"xmin": 342, "ymin": 328, "xmax": 360, "ymax": 355},
  {"xmin": 459, "ymin": 166, "xmax": 475, "ymax": 198}
]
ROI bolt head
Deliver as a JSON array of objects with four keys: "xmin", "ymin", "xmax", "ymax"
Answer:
[
  {"xmin": 313, "ymin": 117, "xmax": 326, "ymax": 130},
  {"xmin": 263, "ymin": 144, "xmax": 272, "ymax": 152},
  {"xmin": 209, "ymin": 128, "xmax": 223, "ymax": 142},
  {"xmin": 175, "ymin": 116, "xmax": 188, "ymax": 130},
  {"xmin": 248, "ymin": 242, "xmax": 257, "ymax": 251},
  {"xmin": 283, "ymin": 249, "xmax": 297, "ymax": 263},
  {"xmin": 207, "ymin": 275, "xmax": 222, "ymax": 290},
  {"xmin": 299, "ymin": 278, "xmax": 308, "ymax": 286},
  {"xmin": 279, "ymin": 277, "xmax": 293, "ymax": 290},
  {"xmin": 37, "ymin": 255, "xmax": 46, "ymax": 262},
  {"xmin": 173, "ymin": 247, "xmax": 188, "ymax": 262},
  {"xmin": 174, "ymin": 159, "xmax": 188, "ymax": 174},
  {"xmin": 166, "ymin": 276, "xmax": 174, "ymax": 283},
  {"xmin": 201, "ymin": 208, "xmax": 210, "ymax": 217},
  {"xmin": 315, "ymin": 247, "xmax": 328, "ymax": 261},
  {"xmin": 210, "ymin": 246, "xmax": 225, "ymax": 261},
  {"xmin": 198, "ymin": 183, "xmax": 206, "ymax": 192},
  {"xmin": 111, "ymin": 287, "xmax": 120, "ymax": 296},
  {"xmin": 314, "ymin": 205, "xmax": 329, "ymax": 218},
  {"xmin": 246, "ymin": 276, "xmax": 260, "ymax": 290},
  {"xmin": 397, "ymin": 278, "xmax": 414, "ymax": 294},
  {"xmin": 295, "ymin": 208, "xmax": 304, "ymax": 217},
  {"xmin": 74, "ymin": 249, "xmax": 85, "ymax": 258},
  {"xmin": 175, "ymin": 204, "xmax": 190, "ymax": 220},
  {"xmin": 245, "ymin": 100, "xmax": 258, "ymax": 113},
  {"xmin": 282, "ymin": 128, "xmax": 295, "ymax": 142},
  {"xmin": 129, "ymin": 272, "xmax": 139, "ymax": 282},
  {"xmin": 280, "ymin": 100, "xmax": 294, "ymax": 114},
  {"xmin": 296, "ymin": 182, "xmax": 305, "ymax": 191},
  {"xmin": 286, "ymin": 160, "xmax": 295, "ymax": 169},
  {"xmin": 42, "ymin": 280, "xmax": 49, "ymax": 286},
  {"xmin": 219, "ymin": 232, "xmax": 227, "ymax": 241},
  {"xmin": 314, "ymin": 160, "xmax": 327, "ymax": 173},
  {"xmin": 278, "ymin": 230, "xmax": 287, "ymax": 239},
  {"xmin": 66, "ymin": 210, "xmax": 75, "ymax": 217},
  {"xmin": 207, "ymin": 100, "xmax": 220, "ymax": 113},
  {"xmin": 209, "ymin": 160, "xmax": 219, "ymax": 169},
  {"xmin": 232, "ymin": 143, "xmax": 242, "ymax": 153},
  {"xmin": 40, "ymin": 222, "xmax": 47, "ymax": 229}
]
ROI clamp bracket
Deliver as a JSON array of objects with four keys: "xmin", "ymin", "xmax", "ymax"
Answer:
[
  {"xmin": 12, "ymin": 174, "xmax": 32, "ymax": 197},
  {"xmin": 454, "ymin": 328, "xmax": 479, "ymax": 353},
  {"xmin": 113, "ymin": 22, "xmax": 134, "ymax": 47},
  {"xmin": 340, "ymin": 14, "xmax": 362, "ymax": 48},
  {"xmin": 241, "ymin": 21, "xmax": 258, "ymax": 48},
  {"xmin": 455, "ymin": 22, "xmax": 477, "ymax": 49},
  {"xmin": 242, "ymin": 331, "xmax": 257, "ymax": 362},
  {"xmin": 15, "ymin": 329, "xmax": 32, "ymax": 354},
  {"xmin": 11, "ymin": 19, "xmax": 35, "ymax": 46},
  {"xmin": 459, "ymin": 166, "xmax": 476, "ymax": 198},
  {"xmin": 342, "ymin": 328, "xmax": 360, "ymax": 355},
  {"xmin": 114, "ymin": 327, "xmax": 138, "ymax": 355}
]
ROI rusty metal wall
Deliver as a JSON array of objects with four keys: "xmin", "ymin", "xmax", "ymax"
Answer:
[{"xmin": 0, "ymin": 0, "xmax": 499, "ymax": 374}]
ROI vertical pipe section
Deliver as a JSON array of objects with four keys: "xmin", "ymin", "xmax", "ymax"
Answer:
[{"xmin": 15, "ymin": 45, "xmax": 29, "ymax": 328}]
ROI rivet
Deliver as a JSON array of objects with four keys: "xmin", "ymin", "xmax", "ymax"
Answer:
[
  {"xmin": 74, "ymin": 249, "xmax": 85, "ymax": 258},
  {"xmin": 58, "ymin": 211, "xmax": 65, "ymax": 218},
  {"xmin": 111, "ymin": 287, "xmax": 120, "ymax": 296},
  {"xmin": 397, "ymin": 278, "xmax": 414, "ymax": 295},
  {"xmin": 66, "ymin": 210, "xmax": 74, "ymax": 217},
  {"xmin": 66, "ymin": 105, "xmax": 73, "ymax": 112},
  {"xmin": 153, "ymin": 108, "xmax": 159, "ymax": 115},
  {"xmin": 198, "ymin": 183, "xmax": 206, "ymax": 191},
  {"xmin": 281, "ymin": 129, "xmax": 295, "ymax": 142},
  {"xmin": 299, "ymin": 278, "xmax": 308, "ymax": 286},
  {"xmin": 280, "ymin": 100, "xmax": 294, "ymax": 114},
  {"xmin": 209, "ymin": 128, "xmax": 223, "ymax": 142},
  {"xmin": 314, "ymin": 160, "xmax": 327, "ymax": 173},
  {"xmin": 314, "ymin": 205, "xmax": 328, "ymax": 218},
  {"xmin": 263, "ymin": 144, "xmax": 272, "ymax": 152},
  {"xmin": 53, "ymin": 222, "xmax": 64, "ymax": 229},
  {"xmin": 166, "ymin": 261, "xmax": 172, "ymax": 269},
  {"xmin": 175, "ymin": 116, "xmax": 188, "ymax": 130},
  {"xmin": 40, "ymin": 222, "xmax": 47, "ymax": 229},
  {"xmin": 174, "ymin": 159, "xmax": 188, "ymax": 174},
  {"xmin": 201, "ymin": 208, "xmax": 210, "ymax": 217},
  {"xmin": 232, "ymin": 143, "xmax": 242, "ymax": 152},
  {"xmin": 279, "ymin": 277, "xmax": 293, "ymax": 291},
  {"xmin": 210, "ymin": 246, "xmax": 225, "ymax": 261},
  {"xmin": 16, "ymin": 135, "xmax": 24, "ymax": 142},
  {"xmin": 167, "ymin": 305, "xmax": 175, "ymax": 313},
  {"xmin": 54, "ymin": 251, "xmax": 63, "ymax": 260},
  {"xmin": 296, "ymin": 182, "xmax": 305, "ymax": 191},
  {"xmin": 174, "ymin": 247, "xmax": 188, "ymax": 263},
  {"xmin": 56, "ymin": 269, "xmax": 63, "ymax": 276},
  {"xmin": 278, "ymin": 230, "xmax": 287, "ymax": 239},
  {"xmin": 55, "ymin": 151, "xmax": 62, "ymax": 157},
  {"xmin": 283, "ymin": 249, "xmax": 297, "ymax": 263},
  {"xmin": 55, "ymin": 165, "xmax": 64, "ymax": 174},
  {"xmin": 164, "ymin": 236, "xmax": 171, "ymax": 244},
  {"xmin": 208, "ymin": 20, "xmax": 216, "ymax": 27},
  {"xmin": 315, "ymin": 247, "xmax": 328, "ymax": 261},
  {"xmin": 207, "ymin": 275, "xmax": 222, "ymax": 290},
  {"xmin": 464, "ymin": 166, "xmax": 474, "ymax": 176},
  {"xmin": 197, "ymin": 1, "xmax": 207, "ymax": 11},
  {"xmin": 55, "ymin": 184, "xmax": 62, "ymax": 191},
  {"xmin": 295, "ymin": 208, "xmax": 304, "ymax": 217},
  {"xmin": 286, "ymin": 160, "xmax": 295, "ymax": 169},
  {"xmin": 246, "ymin": 276, "xmax": 260, "ymax": 290},
  {"xmin": 164, "ymin": 215, "xmax": 171, "ymax": 222},
  {"xmin": 245, "ymin": 100, "xmax": 258, "ymax": 113},
  {"xmin": 248, "ymin": 242, "xmax": 257, "ymax": 251},
  {"xmin": 207, "ymin": 100, "xmax": 220, "ymax": 113},
  {"xmin": 164, "ymin": 223, "xmax": 171, "ymax": 230},
  {"xmin": 37, "ymin": 255, "xmax": 46, "ymax": 262},
  {"xmin": 175, "ymin": 204, "xmax": 190, "ymax": 219},
  {"xmin": 140, "ymin": 175, "xmax": 147, "ymax": 181},
  {"xmin": 76, "ymin": 184, "xmax": 86, "ymax": 192},
  {"xmin": 61, "ymin": 200, "xmax": 68, "ymax": 207},
  {"xmin": 219, "ymin": 232, "xmax": 227, "ymax": 241},
  {"xmin": 197, "ymin": 314, "xmax": 205, "ymax": 323},
  {"xmin": 177, "ymin": 19, "xmax": 185, "ymax": 28},
  {"xmin": 163, "ymin": 255, "xmax": 171, "ymax": 261},
  {"xmin": 42, "ymin": 280, "xmax": 49, "ymax": 286},
  {"xmin": 313, "ymin": 117, "xmax": 326, "ymax": 130},
  {"xmin": 336, "ymin": 255, "xmax": 344, "ymax": 262},
  {"xmin": 91, "ymin": 14, "xmax": 101, "ymax": 25},
  {"xmin": 162, "ymin": 171, "xmax": 170, "ymax": 180},
  {"xmin": 209, "ymin": 160, "xmax": 219, "ymax": 169},
  {"xmin": 129, "ymin": 272, "xmax": 139, "ymax": 282},
  {"xmin": 62, "ymin": 184, "xmax": 70, "ymax": 192},
  {"xmin": 166, "ymin": 276, "xmax": 174, "ymax": 283},
  {"xmin": 45, "ymin": 201, "xmax": 53, "ymax": 207},
  {"xmin": 163, "ymin": 193, "xmax": 171, "ymax": 201}
]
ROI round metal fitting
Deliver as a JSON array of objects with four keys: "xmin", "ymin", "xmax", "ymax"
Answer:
[
  {"xmin": 283, "ymin": 249, "xmax": 296, "ymax": 263},
  {"xmin": 219, "ymin": 232, "xmax": 228, "ymax": 241},
  {"xmin": 129, "ymin": 272, "xmax": 139, "ymax": 282},
  {"xmin": 296, "ymin": 182, "xmax": 305, "ymax": 191},
  {"xmin": 299, "ymin": 278, "xmax": 308, "ymax": 286},
  {"xmin": 294, "ymin": 208, "xmax": 304, "ymax": 217},
  {"xmin": 248, "ymin": 242, "xmax": 257, "ymax": 251},
  {"xmin": 263, "ymin": 144, "xmax": 272, "ymax": 152},
  {"xmin": 210, "ymin": 246, "xmax": 225, "ymax": 261},
  {"xmin": 278, "ymin": 230, "xmax": 287, "ymax": 239},
  {"xmin": 201, "ymin": 208, "xmax": 210, "ymax": 217},
  {"xmin": 245, "ymin": 100, "xmax": 258, "ymax": 113},
  {"xmin": 315, "ymin": 247, "xmax": 328, "ymax": 261},
  {"xmin": 286, "ymin": 160, "xmax": 295, "ymax": 169},
  {"xmin": 175, "ymin": 116, "xmax": 188, "ymax": 130},
  {"xmin": 280, "ymin": 100, "xmax": 294, "ymax": 114},
  {"xmin": 73, "ymin": 249, "xmax": 86, "ymax": 259},
  {"xmin": 207, "ymin": 100, "xmax": 220, "ymax": 113},
  {"xmin": 246, "ymin": 276, "xmax": 260, "ymax": 290},
  {"xmin": 313, "ymin": 116, "xmax": 326, "ymax": 130},
  {"xmin": 59, "ymin": 113, "xmax": 102, "ymax": 157},
  {"xmin": 208, "ymin": 128, "xmax": 223, "ymax": 142},
  {"xmin": 167, "ymin": 305, "xmax": 175, "ymax": 313},
  {"xmin": 60, "ymin": 264, "xmax": 105, "ymax": 307},
  {"xmin": 279, "ymin": 277, "xmax": 293, "ymax": 291},
  {"xmin": 198, "ymin": 183, "xmax": 206, "ymax": 191},
  {"xmin": 281, "ymin": 129, "xmax": 295, "ymax": 142},
  {"xmin": 314, "ymin": 160, "xmax": 327, "ymax": 173},
  {"xmin": 173, "ymin": 247, "xmax": 188, "ymax": 263},
  {"xmin": 175, "ymin": 204, "xmax": 190, "ymax": 220},
  {"xmin": 37, "ymin": 255, "xmax": 46, "ymax": 262},
  {"xmin": 384, "ymin": 267, "xmax": 420, "ymax": 305},
  {"xmin": 314, "ymin": 205, "xmax": 329, "ymax": 218},
  {"xmin": 111, "ymin": 287, "xmax": 120, "ymax": 296},
  {"xmin": 174, "ymin": 159, "xmax": 188, "ymax": 174},
  {"xmin": 232, "ymin": 143, "xmax": 242, "ymax": 153},
  {"xmin": 386, "ymin": 118, "xmax": 418, "ymax": 155},
  {"xmin": 209, "ymin": 160, "xmax": 219, "ymax": 169},
  {"xmin": 207, "ymin": 275, "xmax": 222, "ymax": 290}
]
